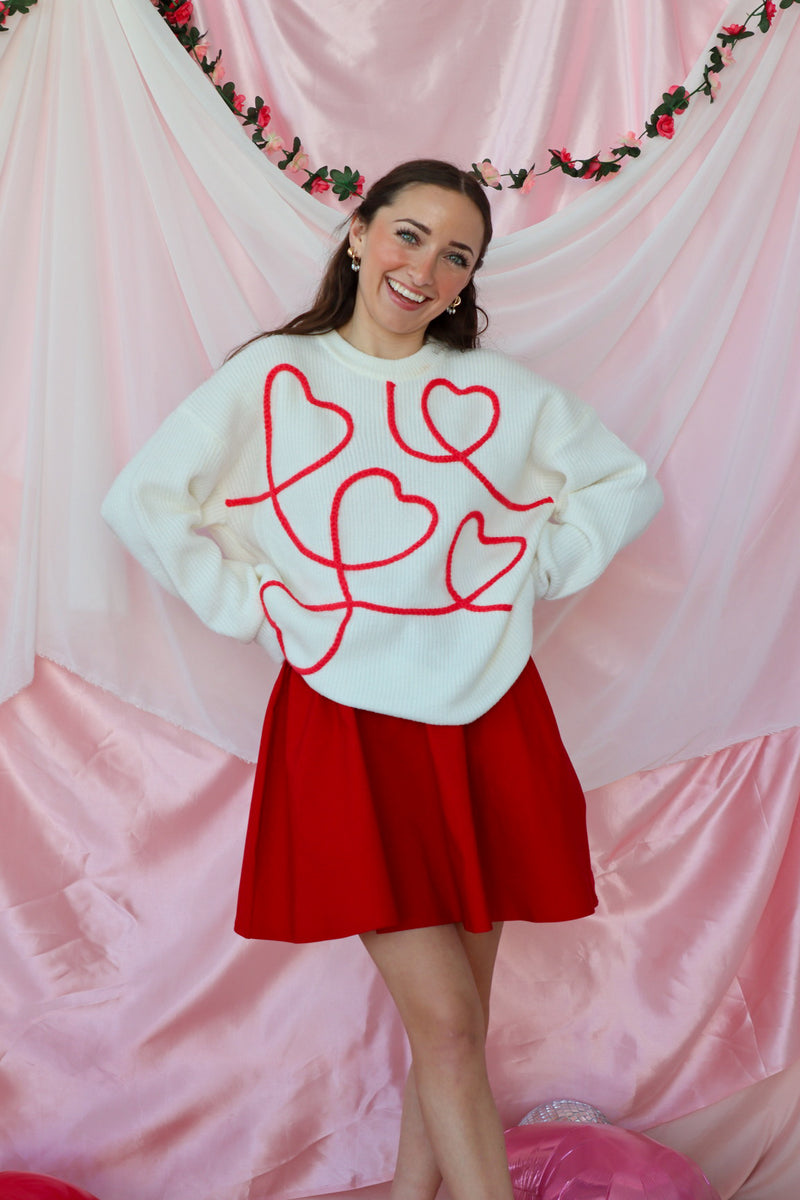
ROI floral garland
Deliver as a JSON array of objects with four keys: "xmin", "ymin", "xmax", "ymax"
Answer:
[
  {"xmin": 3, "ymin": 0, "xmax": 797, "ymax": 199},
  {"xmin": 473, "ymin": 0, "xmax": 799, "ymax": 190},
  {"xmin": 152, "ymin": 0, "xmax": 797, "ymax": 199},
  {"xmin": 0, "ymin": 0, "xmax": 38, "ymax": 33},
  {"xmin": 153, "ymin": 0, "xmax": 364, "ymax": 201}
]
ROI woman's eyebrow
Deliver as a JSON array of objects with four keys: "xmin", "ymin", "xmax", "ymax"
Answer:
[{"xmin": 394, "ymin": 218, "xmax": 475, "ymax": 257}]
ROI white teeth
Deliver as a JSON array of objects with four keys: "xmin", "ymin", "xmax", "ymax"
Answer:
[{"xmin": 388, "ymin": 278, "xmax": 426, "ymax": 303}]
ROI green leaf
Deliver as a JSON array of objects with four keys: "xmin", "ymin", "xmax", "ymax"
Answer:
[
  {"xmin": 509, "ymin": 167, "xmax": 532, "ymax": 189},
  {"xmin": 663, "ymin": 87, "xmax": 687, "ymax": 108},
  {"xmin": 759, "ymin": 13, "xmax": 771, "ymax": 30},
  {"xmin": 328, "ymin": 165, "xmax": 363, "ymax": 200}
]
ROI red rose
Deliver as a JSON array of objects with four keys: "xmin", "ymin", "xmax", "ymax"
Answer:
[
  {"xmin": 554, "ymin": 147, "xmax": 574, "ymax": 166},
  {"xmin": 310, "ymin": 178, "xmax": 331, "ymax": 195},
  {"xmin": 233, "ymin": 93, "xmax": 245, "ymax": 113},
  {"xmin": 765, "ymin": 0, "xmax": 776, "ymax": 23},
  {"xmin": 581, "ymin": 157, "xmax": 600, "ymax": 179},
  {"xmin": 355, "ymin": 174, "xmax": 365, "ymax": 196},
  {"xmin": 167, "ymin": 1, "xmax": 193, "ymax": 24},
  {"xmin": 721, "ymin": 23, "xmax": 745, "ymax": 35},
  {"xmin": 656, "ymin": 114, "xmax": 675, "ymax": 139},
  {"xmin": 256, "ymin": 104, "xmax": 271, "ymax": 128}
]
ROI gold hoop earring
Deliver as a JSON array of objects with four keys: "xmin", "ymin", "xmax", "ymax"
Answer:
[
  {"xmin": 446, "ymin": 294, "xmax": 462, "ymax": 316},
  {"xmin": 347, "ymin": 247, "xmax": 361, "ymax": 273}
]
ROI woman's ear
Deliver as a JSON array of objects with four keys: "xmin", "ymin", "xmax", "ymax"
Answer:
[{"xmin": 349, "ymin": 214, "xmax": 367, "ymax": 257}]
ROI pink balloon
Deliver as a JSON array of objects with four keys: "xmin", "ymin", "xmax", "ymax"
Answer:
[
  {"xmin": 0, "ymin": 1175, "xmax": 100, "ymax": 1200},
  {"xmin": 505, "ymin": 1123, "xmax": 721, "ymax": 1199}
]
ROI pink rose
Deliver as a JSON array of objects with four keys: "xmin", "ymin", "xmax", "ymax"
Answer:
[
  {"xmin": 765, "ymin": 1, "xmax": 776, "ymax": 23},
  {"xmin": 211, "ymin": 58, "xmax": 225, "ymax": 84},
  {"xmin": 263, "ymin": 132, "xmax": 284, "ymax": 153},
  {"xmin": 355, "ymin": 174, "xmax": 365, "ymax": 196},
  {"xmin": 620, "ymin": 130, "xmax": 640, "ymax": 148},
  {"xmin": 288, "ymin": 150, "xmax": 309, "ymax": 172},
  {"xmin": 256, "ymin": 104, "xmax": 271, "ymax": 128},
  {"xmin": 167, "ymin": 1, "xmax": 193, "ymax": 25},
  {"xmin": 708, "ymin": 70, "xmax": 721, "ymax": 97},
  {"xmin": 721, "ymin": 23, "xmax": 745, "ymax": 35},
  {"xmin": 478, "ymin": 159, "xmax": 501, "ymax": 187},
  {"xmin": 233, "ymin": 93, "xmax": 245, "ymax": 113},
  {"xmin": 192, "ymin": 40, "xmax": 209, "ymax": 61},
  {"xmin": 721, "ymin": 46, "xmax": 735, "ymax": 66},
  {"xmin": 554, "ymin": 147, "xmax": 574, "ymax": 166},
  {"xmin": 656, "ymin": 114, "xmax": 675, "ymax": 139},
  {"xmin": 310, "ymin": 177, "xmax": 331, "ymax": 194},
  {"xmin": 520, "ymin": 171, "xmax": 536, "ymax": 194}
]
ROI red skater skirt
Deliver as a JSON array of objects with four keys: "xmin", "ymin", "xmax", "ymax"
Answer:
[{"xmin": 234, "ymin": 659, "xmax": 597, "ymax": 943}]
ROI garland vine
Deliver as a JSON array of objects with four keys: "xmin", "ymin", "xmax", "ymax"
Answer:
[
  {"xmin": 2, "ymin": 0, "xmax": 797, "ymax": 200},
  {"xmin": 471, "ymin": 0, "xmax": 799, "ymax": 191},
  {"xmin": 0, "ymin": 1, "xmax": 38, "ymax": 31}
]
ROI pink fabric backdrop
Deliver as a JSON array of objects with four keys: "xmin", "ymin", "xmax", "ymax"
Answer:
[{"xmin": 1, "ymin": 2, "xmax": 799, "ymax": 1198}]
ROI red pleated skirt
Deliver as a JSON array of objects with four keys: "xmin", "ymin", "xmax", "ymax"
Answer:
[{"xmin": 234, "ymin": 659, "xmax": 597, "ymax": 943}]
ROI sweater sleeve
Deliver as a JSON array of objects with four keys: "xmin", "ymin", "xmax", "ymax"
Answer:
[
  {"xmin": 101, "ymin": 370, "xmax": 275, "ymax": 649},
  {"xmin": 530, "ymin": 385, "xmax": 663, "ymax": 601}
]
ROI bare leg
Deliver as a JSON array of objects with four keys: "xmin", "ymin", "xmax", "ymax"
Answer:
[
  {"xmin": 360, "ymin": 923, "xmax": 512, "ymax": 1200},
  {"xmin": 391, "ymin": 925, "xmax": 503, "ymax": 1200}
]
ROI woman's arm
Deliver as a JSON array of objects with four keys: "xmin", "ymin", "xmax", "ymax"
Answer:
[
  {"xmin": 102, "ymin": 376, "xmax": 272, "ymax": 647},
  {"xmin": 530, "ymin": 387, "xmax": 663, "ymax": 600}
]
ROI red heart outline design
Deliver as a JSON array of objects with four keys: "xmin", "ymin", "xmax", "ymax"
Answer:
[
  {"xmin": 387, "ymin": 377, "xmax": 553, "ymax": 514},
  {"xmin": 226, "ymin": 362, "xmax": 353, "ymax": 509},
  {"xmin": 421, "ymin": 378, "xmax": 500, "ymax": 458},
  {"xmin": 385, "ymin": 379, "xmax": 499, "ymax": 463},
  {"xmin": 446, "ymin": 511, "xmax": 526, "ymax": 607},
  {"xmin": 331, "ymin": 468, "xmax": 438, "ymax": 572}
]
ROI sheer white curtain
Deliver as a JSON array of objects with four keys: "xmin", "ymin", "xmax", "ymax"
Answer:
[
  {"xmin": 4, "ymin": 0, "xmax": 799, "ymax": 787},
  {"xmin": 2, "ymin": 3, "xmax": 800, "ymax": 1199}
]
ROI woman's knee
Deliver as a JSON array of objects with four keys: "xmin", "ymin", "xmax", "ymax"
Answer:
[{"xmin": 406, "ymin": 994, "xmax": 486, "ymax": 1071}]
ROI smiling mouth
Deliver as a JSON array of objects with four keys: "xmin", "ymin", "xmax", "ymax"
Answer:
[{"xmin": 387, "ymin": 278, "xmax": 427, "ymax": 304}]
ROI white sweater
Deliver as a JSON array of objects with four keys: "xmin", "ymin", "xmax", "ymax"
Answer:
[{"xmin": 102, "ymin": 330, "xmax": 662, "ymax": 723}]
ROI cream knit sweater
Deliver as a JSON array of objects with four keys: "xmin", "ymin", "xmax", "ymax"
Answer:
[{"xmin": 102, "ymin": 330, "xmax": 662, "ymax": 723}]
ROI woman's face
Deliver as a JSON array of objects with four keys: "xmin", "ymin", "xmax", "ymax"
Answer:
[{"xmin": 340, "ymin": 183, "xmax": 486, "ymax": 359}]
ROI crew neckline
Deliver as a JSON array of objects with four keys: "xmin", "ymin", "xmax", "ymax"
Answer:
[{"xmin": 318, "ymin": 329, "xmax": 446, "ymax": 378}]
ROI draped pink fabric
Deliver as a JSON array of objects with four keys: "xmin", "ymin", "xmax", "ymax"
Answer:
[{"xmin": 1, "ymin": 2, "xmax": 799, "ymax": 1198}]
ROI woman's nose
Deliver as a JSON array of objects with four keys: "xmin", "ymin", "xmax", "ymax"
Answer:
[{"xmin": 408, "ymin": 249, "xmax": 437, "ymax": 286}]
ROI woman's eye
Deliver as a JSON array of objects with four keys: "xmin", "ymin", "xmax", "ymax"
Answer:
[
  {"xmin": 448, "ymin": 252, "xmax": 469, "ymax": 269},
  {"xmin": 397, "ymin": 228, "xmax": 418, "ymax": 244}
]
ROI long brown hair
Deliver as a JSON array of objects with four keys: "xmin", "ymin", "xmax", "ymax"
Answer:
[{"xmin": 229, "ymin": 160, "xmax": 493, "ymax": 358}]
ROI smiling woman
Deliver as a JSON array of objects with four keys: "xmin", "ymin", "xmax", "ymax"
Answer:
[
  {"xmin": 101, "ymin": 159, "xmax": 662, "ymax": 1200},
  {"xmin": 340, "ymin": 184, "xmax": 486, "ymax": 357},
  {"xmin": 230, "ymin": 159, "xmax": 495, "ymax": 356}
]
